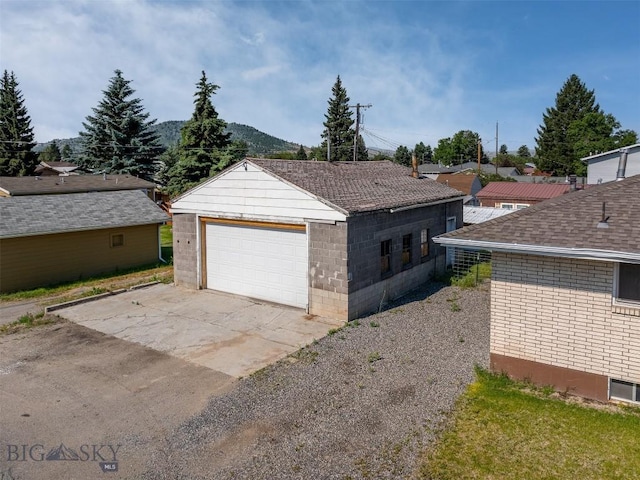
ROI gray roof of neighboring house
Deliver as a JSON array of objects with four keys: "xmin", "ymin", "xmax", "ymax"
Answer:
[
  {"xmin": 463, "ymin": 206, "xmax": 515, "ymax": 224},
  {"xmin": 0, "ymin": 190, "xmax": 168, "ymax": 239},
  {"xmin": 435, "ymin": 174, "xmax": 640, "ymax": 261},
  {"xmin": 249, "ymin": 159, "xmax": 464, "ymax": 214},
  {"xmin": 0, "ymin": 174, "xmax": 156, "ymax": 196}
]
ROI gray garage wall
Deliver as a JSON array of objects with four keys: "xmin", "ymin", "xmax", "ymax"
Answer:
[{"xmin": 172, "ymin": 213, "xmax": 199, "ymax": 289}]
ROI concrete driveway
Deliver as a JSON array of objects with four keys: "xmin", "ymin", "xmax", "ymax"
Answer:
[{"xmin": 54, "ymin": 283, "xmax": 343, "ymax": 378}]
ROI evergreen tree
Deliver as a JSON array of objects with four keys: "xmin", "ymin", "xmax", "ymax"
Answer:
[
  {"xmin": 321, "ymin": 75, "xmax": 355, "ymax": 162},
  {"xmin": 79, "ymin": 69, "xmax": 162, "ymax": 180},
  {"xmin": 61, "ymin": 144, "xmax": 73, "ymax": 161},
  {"xmin": 39, "ymin": 140, "xmax": 62, "ymax": 163},
  {"xmin": 535, "ymin": 74, "xmax": 605, "ymax": 176},
  {"xmin": 394, "ymin": 145, "xmax": 411, "ymax": 166},
  {"xmin": 0, "ymin": 70, "xmax": 37, "ymax": 176},
  {"xmin": 355, "ymin": 134, "xmax": 368, "ymax": 161},
  {"xmin": 517, "ymin": 145, "xmax": 531, "ymax": 158},
  {"xmin": 414, "ymin": 142, "xmax": 428, "ymax": 163},
  {"xmin": 296, "ymin": 144, "xmax": 308, "ymax": 160},
  {"xmin": 166, "ymin": 71, "xmax": 231, "ymax": 195}
]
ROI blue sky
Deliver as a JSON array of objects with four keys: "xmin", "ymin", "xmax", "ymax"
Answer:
[{"xmin": 1, "ymin": 0, "xmax": 639, "ymax": 153}]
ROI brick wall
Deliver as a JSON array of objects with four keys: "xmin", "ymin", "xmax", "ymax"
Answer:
[
  {"xmin": 172, "ymin": 213, "xmax": 198, "ymax": 289},
  {"xmin": 491, "ymin": 252, "xmax": 640, "ymax": 384}
]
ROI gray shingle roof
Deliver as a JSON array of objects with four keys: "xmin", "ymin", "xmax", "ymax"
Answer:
[
  {"xmin": 436, "ymin": 174, "xmax": 640, "ymax": 258},
  {"xmin": 0, "ymin": 174, "xmax": 156, "ymax": 196},
  {"xmin": 0, "ymin": 190, "xmax": 168, "ymax": 239},
  {"xmin": 249, "ymin": 159, "xmax": 463, "ymax": 214}
]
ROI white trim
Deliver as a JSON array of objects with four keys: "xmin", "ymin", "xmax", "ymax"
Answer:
[
  {"xmin": 612, "ymin": 262, "xmax": 640, "ymax": 307},
  {"xmin": 432, "ymin": 237, "xmax": 640, "ymax": 263}
]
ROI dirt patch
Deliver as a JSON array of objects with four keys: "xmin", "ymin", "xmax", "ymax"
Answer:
[{"xmin": 0, "ymin": 321, "xmax": 235, "ymax": 480}]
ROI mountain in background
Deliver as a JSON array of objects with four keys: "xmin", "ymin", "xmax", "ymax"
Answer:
[{"xmin": 36, "ymin": 121, "xmax": 299, "ymax": 158}]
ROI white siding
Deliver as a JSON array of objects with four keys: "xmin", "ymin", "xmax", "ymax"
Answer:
[
  {"xmin": 586, "ymin": 146, "xmax": 640, "ymax": 184},
  {"xmin": 171, "ymin": 162, "xmax": 346, "ymax": 223}
]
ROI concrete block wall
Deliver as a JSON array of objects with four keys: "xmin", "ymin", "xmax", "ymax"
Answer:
[
  {"xmin": 172, "ymin": 213, "xmax": 199, "ymax": 289},
  {"xmin": 491, "ymin": 252, "xmax": 640, "ymax": 384},
  {"xmin": 308, "ymin": 222, "xmax": 348, "ymax": 320}
]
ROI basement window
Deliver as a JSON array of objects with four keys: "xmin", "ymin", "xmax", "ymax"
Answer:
[
  {"xmin": 616, "ymin": 263, "xmax": 640, "ymax": 304},
  {"xmin": 381, "ymin": 239, "xmax": 391, "ymax": 275},
  {"xmin": 111, "ymin": 233, "xmax": 125, "ymax": 248},
  {"xmin": 402, "ymin": 234, "xmax": 412, "ymax": 267},
  {"xmin": 610, "ymin": 378, "xmax": 640, "ymax": 404}
]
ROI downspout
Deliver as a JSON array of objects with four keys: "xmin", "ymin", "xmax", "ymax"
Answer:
[
  {"xmin": 158, "ymin": 223, "xmax": 167, "ymax": 263},
  {"xmin": 616, "ymin": 148, "xmax": 629, "ymax": 181}
]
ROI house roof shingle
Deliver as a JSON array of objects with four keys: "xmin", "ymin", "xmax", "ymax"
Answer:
[
  {"xmin": 0, "ymin": 190, "xmax": 168, "ymax": 239},
  {"xmin": 249, "ymin": 159, "xmax": 463, "ymax": 214},
  {"xmin": 435, "ymin": 174, "xmax": 640, "ymax": 259},
  {"xmin": 0, "ymin": 174, "xmax": 156, "ymax": 196},
  {"xmin": 477, "ymin": 182, "xmax": 570, "ymax": 202}
]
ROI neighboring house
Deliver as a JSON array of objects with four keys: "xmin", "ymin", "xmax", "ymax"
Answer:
[
  {"xmin": 434, "ymin": 175, "xmax": 640, "ymax": 403},
  {"xmin": 0, "ymin": 190, "xmax": 168, "ymax": 293},
  {"xmin": 0, "ymin": 174, "xmax": 157, "ymax": 199},
  {"xmin": 417, "ymin": 163, "xmax": 456, "ymax": 179},
  {"xmin": 419, "ymin": 162, "xmax": 519, "ymax": 179},
  {"xmin": 511, "ymin": 175, "xmax": 586, "ymax": 185},
  {"xmin": 582, "ymin": 143, "xmax": 640, "ymax": 184},
  {"xmin": 462, "ymin": 206, "xmax": 515, "ymax": 225},
  {"xmin": 435, "ymin": 173, "xmax": 482, "ymax": 205},
  {"xmin": 170, "ymin": 159, "xmax": 464, "ymax": 321},
  {"xmin": 477, "ymin": 182, "xmax": 572, "ymax": 209},
  {"xmin": 33, "ymin": 160, "xmax": 80, "ymax": 176}
]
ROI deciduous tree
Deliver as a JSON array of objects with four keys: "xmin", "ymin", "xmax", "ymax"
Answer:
[
  {"xmin": 433, "ymin": 130, "xmax": 485, "ymax": 165},
  {"xmin": 79, "ymin": 70, "xmax": 162, "ymax": 179},
  {"xmin": 0, "ymin": 70, "xmax": 37, "ymax": 176}
]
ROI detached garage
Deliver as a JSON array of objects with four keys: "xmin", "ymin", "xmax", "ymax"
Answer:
[{"xmin": 171, "ymin": 159, "xmax": 464, "ymax": 321}]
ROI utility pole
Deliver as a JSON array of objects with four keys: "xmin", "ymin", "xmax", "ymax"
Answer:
[
  {"xmin": 495, "ymin": 121, "xmax": 499, "ymax": 175},
  {"xmin": 349, "ymin": 103, "xmax": 372, "ymax": 161}
]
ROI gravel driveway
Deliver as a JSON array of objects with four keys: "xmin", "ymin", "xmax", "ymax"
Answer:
[{"xmin": 141, "ymin": 282, "xmax": 490, "ymax": 479}]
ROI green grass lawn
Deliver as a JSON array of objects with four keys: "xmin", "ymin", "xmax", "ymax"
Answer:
[{"xmin": 418, "ymin": 367, "xmax": 640, "ymax": 480}]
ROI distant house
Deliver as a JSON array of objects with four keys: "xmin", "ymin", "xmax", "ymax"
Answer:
[
  {"xmin": 477, "ymin": 182, "xmax": 572, "ymax": 209},
  {"xmin": 462, "ymin": 206, "xmax": 515, "ymax": 225},
  {"xmin": 0, "ymin": 174, "xmax": 157, "ymax": 199},
  {"xmin": 171, "ymin": 159, "xmax": 464, "ymax": 321},
  {"xmin": 435, "ymin": 173, "xmax": 482, "ymax": 205},
  {"xmin": 419, "ymin": 162, "xmax": 519, "ymax": 179},
  {"xmin": 33, "ymin": 161, "xmax": 80, "ymax": 176},
  {"xmin": 435, "ymin": 175, "xmax": 640, "ymax": 403},
  {"xmin": 582, "ymin": 143, "xmax": 640, "ymax": 184},
  {"xmin": 0, "ymin": 190, "xmax": 168, "ymax": 293}
]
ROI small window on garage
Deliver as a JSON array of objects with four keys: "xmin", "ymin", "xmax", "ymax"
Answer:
[
  {"xmin": 610, "ymin": 378, "xmax": 640, "ymax": 403},
  {"xmin": 381, "ymin": 239, "xmax": 391, "ymax": 275},
  {"xmin": 420, "ymin": 229, "xmax": 429, "ymax": 258},
  {"xmin": 111, "ymin": 233, "xmax": 124, "ymax": 248},
  {"xmin": 402, "ymin": 234, "xmax": 412, "ymax": 267},
  {"xmin": 617, "ymin": 263, "xmax": 640, "ymax": 303}
]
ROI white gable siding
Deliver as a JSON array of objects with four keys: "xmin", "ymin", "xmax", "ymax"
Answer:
[
  {"xmin": 171, "ymin": 163, "xmax": 346, "ymax": 222},
  {"xmin": 585, "ymin": 145, "xmax": 640, "ymax": 184}
]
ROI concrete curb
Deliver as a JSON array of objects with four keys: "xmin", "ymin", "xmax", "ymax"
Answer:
[{"xmin": 45, "ymin": 281, "xmax": 161, "ymax": 313}]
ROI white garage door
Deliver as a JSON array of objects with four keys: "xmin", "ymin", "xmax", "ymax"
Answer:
[{"xmin": 205, "ymin": 221, "xmax": 308, "ymax": 308}]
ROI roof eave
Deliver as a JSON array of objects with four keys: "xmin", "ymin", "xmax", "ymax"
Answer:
[
  {"xmin": 0, "ymin": 219, "xmax": 166, "ymax": 240},
  {"xmin": 432, "ymin": 237, "xmax": 640, "ymax": 263}
]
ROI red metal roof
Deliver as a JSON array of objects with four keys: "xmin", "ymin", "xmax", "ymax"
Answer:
[{"xmin": 477, "ymin": 182, "xmax": 570, "ymax": 201}]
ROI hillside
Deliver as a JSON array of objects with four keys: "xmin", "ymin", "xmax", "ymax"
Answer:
[{"xmin": 36, "ymin": 121, "xmax": 299, "ymax": 157}]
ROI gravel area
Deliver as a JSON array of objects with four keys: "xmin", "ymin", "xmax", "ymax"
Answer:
[{"xmin": 141, "ymin": 282, "xmax": 490, "ymax": 480}]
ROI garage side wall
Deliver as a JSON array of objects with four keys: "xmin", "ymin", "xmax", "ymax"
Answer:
[
  {"xmin": 172, "ymin": 213, "xmax": 199, "ymax": 289},
  {"xmin": 347, "ymin": 201, "xmax": 462, "ymax": 319},
  {"xmin": 0, "ymin": 224, "xmax": 160, "ymax": 293},
  {"xmin": 308, "ymin": 222, "xmax": 348, "ymax": 320},
  {"xmin": 491, "ymin": 252, "xmax": 640, "ymax": 402}
]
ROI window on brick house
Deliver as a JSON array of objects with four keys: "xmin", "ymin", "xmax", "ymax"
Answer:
[
  {"xmin": 617, "ymin": 263, "xmax": 640, "ymax": 303},
  {"xmin": 381, "ymin": 239, "xmax": 391, "ymax": 275},
  {"xmin": 420, "ymin": 229, "xmax": 429, "ymax": 258},
  {"xmin": 610, "ymin": 378, "xmax": 640, "ymax": 403},
  {"xmin": 402, "ymin": 234, "xmax": 412, "ymax": 266}
]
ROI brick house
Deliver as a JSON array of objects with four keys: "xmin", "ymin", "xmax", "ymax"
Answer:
[
  {"xmin": 170, "ymin": 159, "xmax": 464, "ymax": 321},
  {"xmin": 477, "ymin": 182, "xmax": 571, "ymax": 209},
  {"xmin": 434, "ymin": 175, "xmax": 640, "ymax": 403}
]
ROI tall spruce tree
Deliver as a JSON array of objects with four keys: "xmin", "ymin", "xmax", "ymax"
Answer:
[
  {"xmin": 79, "ymin": 70, "xmax": 162, "ymax": 180},
  {"xmin": 321, "ymin": 76, "xmax": 355, "ymax": 162},
  {"xmin": 39, "ymin": 140, "xmax": 62, "ymax": 163},
  {"xmin": 166, "ymin": 71, "xmax": 231, "ymax": 195},
  {"xmin": 0, "ymin": 70, "xmax": 37, "ymax": 176}
]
